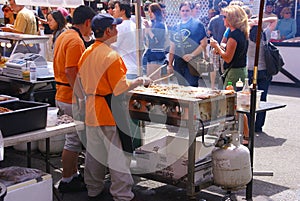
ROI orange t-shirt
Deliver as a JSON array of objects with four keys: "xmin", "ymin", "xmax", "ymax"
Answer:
[
  {"xmin": 78, "ymin": 41, "xmax": 130, "ymax": 126},
  {"xmin": 53, "ymin": 29, "xmax": 85, "ymax": 103}
]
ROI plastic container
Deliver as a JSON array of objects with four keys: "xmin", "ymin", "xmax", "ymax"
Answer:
[
  {"xmin": 13, "ymin": 142, "xmax": 38, "ymax": 152},
  {"xmin": 38, "ymin": 135, "xmax": 65, "ymax": 154},
  {"xmin": 237, "ymin": 90, "xmax": 262, "ymax": 110},
  {"xmin": 0, "ymin": 100, "xmax": 49, "ymax": 137},
  {"xmin": 47, "ymin": 107, "xmax": 58, "ymax": 127}
]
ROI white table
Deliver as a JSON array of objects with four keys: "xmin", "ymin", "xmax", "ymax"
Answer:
[{"xmin": 3, "ymin": 122, "xmax": 84, "ymax": 173}]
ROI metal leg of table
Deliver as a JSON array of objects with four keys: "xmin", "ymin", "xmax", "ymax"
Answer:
[
  {"xmin": 238, "ymin": 113, "xmax": 274, "ymax": 178},
  {"xmin": 253, "ymin": 171, "xmax": 273, "ymax": 176},
  {"xmin": 238, "ymin": 113, "xmax": 244, "ymax": 143},
  {"xmin": 45, "ymin": 138, "xmax": 64, "ymax": 201},
  {"xmin": 45, "ymin": 137, "xmax": 50, "ymax": 173},
  {"xmin": 26, "ymin": 142, "xmax": 31, "ymax": 168}
]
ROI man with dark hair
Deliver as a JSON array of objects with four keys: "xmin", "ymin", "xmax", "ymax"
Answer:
[
  {"xmin": 78, "ymin": 13, "xmax": 151, "ymax": 201},
  {"xmin": 53, "ymin": 5, "xmax": 96, "ymax": 193},
  {"xmin": 207, "ymin": 1, "xmax": 228, "ymax": 43}
]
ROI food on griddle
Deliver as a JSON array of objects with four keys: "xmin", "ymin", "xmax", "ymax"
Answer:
[
  {"xmin": 0, "ymin": 106, "xmax": 12, "ymax": 113},
  {"xmin": 132, "ymin": 84, "xmax": 233, "ymax": 99}
]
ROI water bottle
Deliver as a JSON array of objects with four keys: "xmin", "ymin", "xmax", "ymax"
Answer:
[
  {"xmin": 29, "ymin": 61, "xmax": 37, "ymax": 82},
  {"xmin": 236, "ymin": 78, "xmax": 243, "ymax": 92}
]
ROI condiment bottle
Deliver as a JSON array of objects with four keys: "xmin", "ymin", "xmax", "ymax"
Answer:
[
  {"xmin": 242, "ymin": 78, "xmax": 250, "ymax": 94},
  {"xmin": 236, "ymin": 78, "xmax": 243, "ymax": 92},
  {"xmin": 226, "ymin": 81, "xmax": 234, "ymax": 90}
]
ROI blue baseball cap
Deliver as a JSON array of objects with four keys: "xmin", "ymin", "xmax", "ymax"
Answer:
[{"xmin": 92, "ymin": 13, "xmax": 122, "ymax": 34}]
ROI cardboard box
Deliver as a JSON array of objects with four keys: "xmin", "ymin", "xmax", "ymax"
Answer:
[
  {"xmin": 4, "ymin": 174, "xmax": 52, "ymax": 201},
  {"xmin": 135, "ymin": 136, "xmax": 214, "ymax": 183}
]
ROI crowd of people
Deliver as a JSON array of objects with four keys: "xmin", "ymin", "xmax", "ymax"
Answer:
[{"xmin": 0, "ymin": 0, "xmax": 298, "ymax": 200}]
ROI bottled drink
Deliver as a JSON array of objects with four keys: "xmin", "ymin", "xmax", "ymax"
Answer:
[
  {"xmin": 242, "ymin": 78, "xmax": 250, "ymax": 93},
  {"xmin": 236, "ymin": 78, "xmax": 243, "ymax": 92},
  {"xmin": 226, "ymin": 81, "xmax": 234, "ymax": 90},
  {"xmin": 29, "ymin": 61, "xmax": 37, "ymax": 82},
  {"xmin": 238, "ymin": 78, "xmax": 251, "ymax": 110}
]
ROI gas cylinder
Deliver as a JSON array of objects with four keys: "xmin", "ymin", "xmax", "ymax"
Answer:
[{"xmin": 212, "ymin": 131, "xmax": 252, "ymax": 190}]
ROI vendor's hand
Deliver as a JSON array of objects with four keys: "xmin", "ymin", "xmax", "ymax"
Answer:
[{"xmin": 142, "ymin": 77, "xmax": 152, "ymax": 87}]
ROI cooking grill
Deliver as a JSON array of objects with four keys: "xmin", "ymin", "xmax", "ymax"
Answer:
[
  {"xmin": 127, "ymin": 84, "xmax": 236, "ymax": 129},
  {"xmin": 127, "ymin": 84, "xmax": 237, "ymax": 198}
]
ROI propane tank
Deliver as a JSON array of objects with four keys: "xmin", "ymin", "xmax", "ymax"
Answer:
[{"xmin": 212, "ymin": 131, "xmax": 252, "ymax": 190}]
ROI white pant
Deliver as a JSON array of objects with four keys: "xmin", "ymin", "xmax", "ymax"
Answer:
[
  {"xmin": 84, "ymin": 126, "xmax": 134, "ymax": 201},
  {"xmin": 56, "ymin": 100, "xmax": 82, "ymax": 152}
]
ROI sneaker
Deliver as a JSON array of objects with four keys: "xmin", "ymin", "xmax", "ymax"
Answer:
[
  {"xmin": 88, "ymin": 193, "xmax": 103, "ymax": 201},
  {"xmin": 131, "ymin": 195, "xmax": 143, "ymax": 201},
  {"xmin": 58, "ymin": 176, "xmax": 87, "ymax": 193},
  {"xmin": 88, "ymin": 191, "xmax": 113, "ymax": 201}
]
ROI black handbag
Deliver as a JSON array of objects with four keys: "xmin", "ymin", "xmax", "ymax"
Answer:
[{"xmin": 262, "ymin": 33, "xmax": 284, "ymax": 76}]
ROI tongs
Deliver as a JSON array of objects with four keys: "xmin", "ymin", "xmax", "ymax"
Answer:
[
  {"xmin": 147, "ymin": 63, "xmax": 168, "ymax": 79},
  {"xmin": 153, "ymin": 73, "xmax": 174, "ymax": 83}
]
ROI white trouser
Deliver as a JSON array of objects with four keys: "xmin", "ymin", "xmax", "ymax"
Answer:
[{"xmin": 84, "ymin": 126, "xmax": 134, "ymax": 201}]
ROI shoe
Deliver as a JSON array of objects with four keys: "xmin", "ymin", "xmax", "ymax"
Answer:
[
  {"xmin": 255, "ymin": 128, "xmax": 263, "ymax": 133},
  {"xmin": 88, "ymin": 193, "xmax": 103, "ymax": 201},
  {"xmin": 131, "ymin": 194, "xmax": 143, "ymax": 201},
  {"xmin": 58, "ymin": 176, "xmax": 87, "ymax": 193},
  {"xmin": 88, "ymin": 191, "xmax": 113, "ymax": 201}
]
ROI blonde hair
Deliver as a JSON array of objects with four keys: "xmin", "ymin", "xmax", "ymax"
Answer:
[
  {"xmin": 280, "ymin": 7, "xmax": 291, "ymax": 18},
  {"xmin": 223, "ymin": 5, "xmax": 249, "ymax": 39}
]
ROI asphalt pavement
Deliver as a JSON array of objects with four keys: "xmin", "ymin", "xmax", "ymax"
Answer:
[{"xmin": 1, "ymin": 83, "xmax": 300, "ymax": 201}]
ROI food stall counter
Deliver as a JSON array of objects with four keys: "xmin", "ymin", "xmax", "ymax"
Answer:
[{"xmin": 272, "ymin": 37, "xmax": 300, "ymax": 87}]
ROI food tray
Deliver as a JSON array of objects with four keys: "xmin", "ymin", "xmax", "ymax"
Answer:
[
  {"xmin": 0, "ymin": 94, "xmax": 19, "ymax": 104},
  {"xmin": 0, "ymin": 100, "xmax": 49, "ymax": 137}
]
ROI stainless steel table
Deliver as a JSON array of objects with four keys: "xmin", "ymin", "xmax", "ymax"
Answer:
[{"xmin": 3, "ymin": 122, "xmax": 84, "ymax": 173}]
